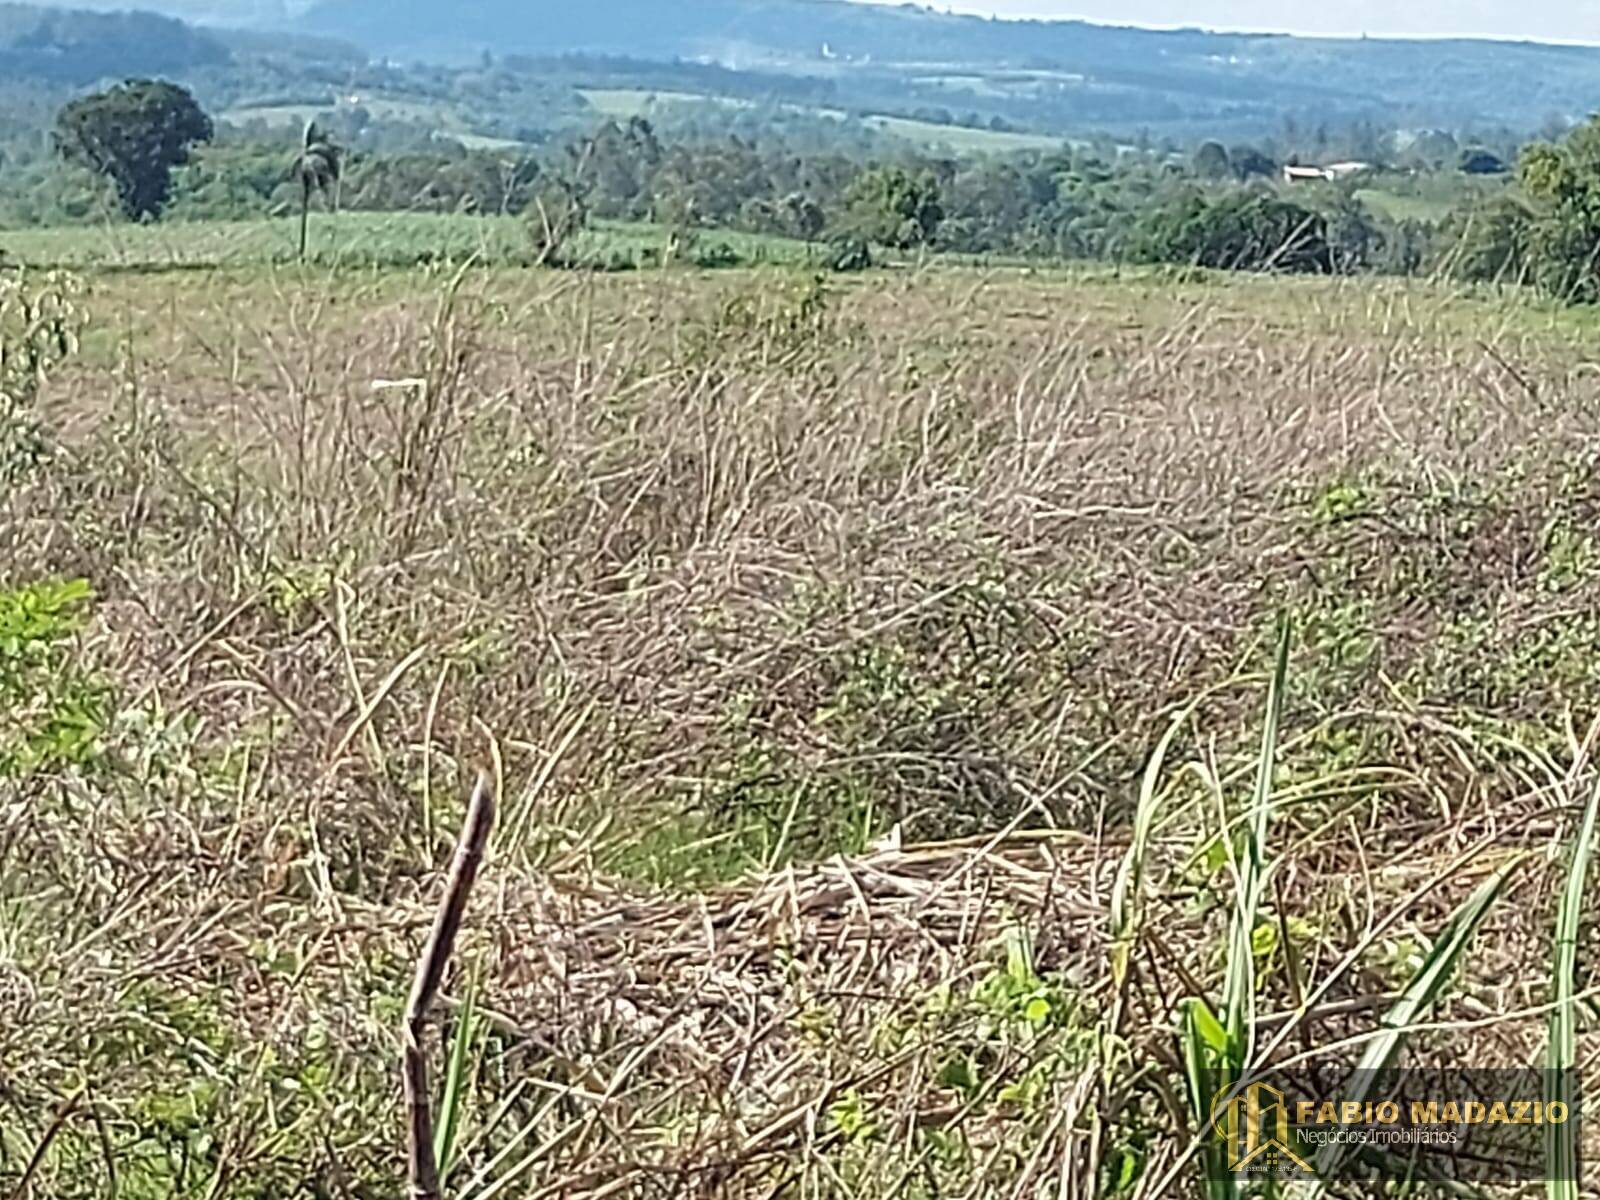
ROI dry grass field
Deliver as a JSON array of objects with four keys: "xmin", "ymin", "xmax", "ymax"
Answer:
[{"xmin": 5, "ymin": 259, "xmax": 1600, "ymax": 1197}]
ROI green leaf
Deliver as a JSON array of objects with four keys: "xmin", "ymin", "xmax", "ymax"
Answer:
[
  {"xmin": 1188, "ymin": 997, "xmax": 1229, "ymax": 1055},
  {"xmin": 1223, "ymin": 617, "xmax": 1290, "ymax": 1055},
  {"xmin": 1310, "ymin": 856, "xmax": 1519, "ymax": 1187},
  {"xmin": 1110, "ymin": 696, "xmax": 1198, "ymax": 987},
  {"xmin": 937, "ymin": 1054, "xmax": 979, "ymax": 1094},
  {"xmin": 1547, "ymin": 775, "xmax": 1600, "ymax": 1200},
  {"xmin": 1180, "ymin": 998, "xmax": 1241, "ymax": 1200},
  {"xmin": 434, "ymin": 973, "xmax": 480, "ymax": 1188}
]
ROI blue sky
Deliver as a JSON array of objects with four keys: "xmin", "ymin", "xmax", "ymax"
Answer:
[{"xmin": 850, "ymin": 0, "xmax": 1600, "ymax": 42}]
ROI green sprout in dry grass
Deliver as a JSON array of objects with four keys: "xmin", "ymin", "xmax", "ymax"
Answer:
[{"xmin": 1178, "ymin": 619, "xmax": 1289, "ymax": 1200}]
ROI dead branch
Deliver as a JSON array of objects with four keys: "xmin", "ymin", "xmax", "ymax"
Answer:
[
  {"xmin": 7, "ymin": 1087, "xmax": 84, "ymax": 1200},
  {"xmin": 403, "ymin": 770, "xmax": 497, "ymax": 1200}
]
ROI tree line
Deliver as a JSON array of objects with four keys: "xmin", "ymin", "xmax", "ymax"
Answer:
[{"xmin": 21, "ymin": 76, "xmax": 1600, "ymax": 300}]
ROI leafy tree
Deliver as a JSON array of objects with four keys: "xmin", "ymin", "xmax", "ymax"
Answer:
[
  {"xmin": 1372, "ymin": 217, "xmax": 1431, "ymax": 277},
  {"xmin": 938, "ymin": 159, "xmax": 1050, "ymax": 254},
  {"xmin": 53, "ymin": 79, "xmax": 212, "ymax": 220},
  {"xmin": 579, "ymin": 117, "xmax": 661, "ymax": 221},
  {"xmin": 1128, "ymin": 187, "xmax": 1331, "ymax": 274},
  {"xmin": 291, "ymin": 120, "xmax": 342, "ymax": 261},
  {"xmin": 1230, "ymin": 145, "xmax": 1277, "ymax": 179},
  {"xmin": 1323, "ymin": 192, "xmax": 1383, "ymax": 274},
  {"xmin": 1513, "ymin": 121, "xmax": 1600, "ymax": 301},
  {"xmin": 1440, "ymin": 194, "xmax": 1531, "ymax": 285},
  {"xmin": 337, "ymin": 150, "xmax": 538, "ymax": 217},
  {"xmin": 782, "ymin": 192, "xmax": 826, "ymax": 244},
  {"xmin": 841, "ymin": 166, "xmax": 943, "ymax": 250},
  {"xmin": 1192, "ymin": 141, "xmax": 1231, "ymax": 180},
  {"xmin": 166, "ymin": 143, "xmax": 293, "ymax": 222},
  {"xmin": 737, "ymin": 196, "xmax": 781, "ymax": 234},
  {"xmin": 1403, "ymin": 128, "xmax": 1459, "ymax": 170}
]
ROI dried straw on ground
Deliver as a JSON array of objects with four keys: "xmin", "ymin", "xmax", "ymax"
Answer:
[
  {"xmin": 444, "ymin": 780, "xmax": 1595, "ymax": 1200},
  {"xmin": 482, "ymin": 830, "xmax": 1135, "ymax": 1198}
]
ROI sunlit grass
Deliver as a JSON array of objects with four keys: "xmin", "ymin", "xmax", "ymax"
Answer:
[{"xmin": 0, "ymin": 210, "xmax": 813, "ymax": 271}]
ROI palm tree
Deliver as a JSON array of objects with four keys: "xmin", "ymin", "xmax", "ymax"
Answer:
[{"xmin": 291, "ymin": 119, "xmax": 342, "ymax": 261}]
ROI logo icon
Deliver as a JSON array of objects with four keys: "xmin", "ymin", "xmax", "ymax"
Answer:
[{"xmin": 1211, "ymin": 1080, "xmax": 1314, "ymax": 1175}]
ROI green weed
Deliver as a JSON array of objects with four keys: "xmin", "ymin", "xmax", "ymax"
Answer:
[
  {"xmin": 1180, "ymin": 619, "xmax": 1289, "ymax": 1200},
  {"xmin": 0, "ymin": 269, "xmax": 80, "ymax": 483},
  {"xmin": 0, "ymin": 577, "xmax": 107, "ymax": 776}
]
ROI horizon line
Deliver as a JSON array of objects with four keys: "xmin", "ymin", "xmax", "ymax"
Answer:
[{"xmin": 845, "ymin": 1, "xmax": 1600, "ymax": 49}]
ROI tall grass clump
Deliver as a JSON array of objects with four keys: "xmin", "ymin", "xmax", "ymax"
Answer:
[{"xmin": 1178, "ymin": 622, "xmax": 1289, "ymax": 1199}]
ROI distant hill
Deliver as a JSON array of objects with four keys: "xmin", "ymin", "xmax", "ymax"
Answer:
[
  {"xmin": 289, "ymin": 0, "xmax": 1600, "ymax": 133},
  {"xmin": 0, "ymin": 3, "xmax": 230, "ymax": 83},
  {"xmin": 304, "ymin": 0, "xmax": 1272, "ymax": 65},
  {"xmin": 14, "ymin": 0, "xmax": 295, "ymax": 24},
  {"xmin": 8, "ymin": 0, "xmax": 1600, "ymax": 138}
]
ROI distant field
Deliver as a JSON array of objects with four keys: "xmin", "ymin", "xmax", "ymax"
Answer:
[
  {"xmin": 451, "ymin": 131, "xmax": 531, "ymax": 151},
  {"xmin": 580, "ymin": 86, "xmax": 1066, "ymax": 152},
  {"xmin": 221, "ymin": 99, "xmax": 528, "ymax": 151},
  {"xmin": 0, "ymin": 211, "xmax": 812, "ymax": 271},
  {"xmin": 227, "ymin": 89, "xmax": 1069, "ymax": 159},
  {"xmin": 223, "ymin": 98, "xmax": 450, "ymax": 127},
  {"xmin": 1355, "ymin": 175, "xmax": 1510, "ymax": 224},
  {"xmin": 1355, "ymin": 188, "xmax": 1459, "ymax": 223},
  {"xmin": 222, "ymin": 103, "xmax": 327, "ymax": 126},
  {"xmin": 579, "ymin": 87, "xmax": 737, "ymax": 117},
  {"xmin": 860, "ymin": 114, "xmax": 1066, "ymax": 152}
]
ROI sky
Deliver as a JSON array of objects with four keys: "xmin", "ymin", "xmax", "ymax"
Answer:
[{"xmin": 850, "ymin": 0, "xmax": 1600, "ymax": 42}]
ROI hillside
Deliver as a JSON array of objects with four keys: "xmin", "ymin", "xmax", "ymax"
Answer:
[
  {"xmin": 289, "ymin": 0, "xmax": 1600, "ymax": 132},
  {"xmin": 17, "ymin": 0, "xmax": 295, "ymax": 22},
  {"xmin": 0, "ymin": 2, "xmax": 229, "ymax": 82},
  {"xmin": 8, "ymin": 0, "xmax": 1600, "ymax": 138}
]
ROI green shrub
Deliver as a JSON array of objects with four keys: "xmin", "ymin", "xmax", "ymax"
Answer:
[
  {"xmin": 840, "ymin": 165, "xmax": 943, "ymax": 250},
  {"xmin": 828, "ymin": 235, "xmax": 872, "ymax": 272},
  {"xmin": 0, "ymin": 269, "xmax": 81, "ymax": 484},
  {"xmin": 1126, "ymin": 187, "xmax": 1332, "ymax": 274},
  {"xmin": 0, "ymin": 578, "xmax": 107, "ymax": 777},
  {"xmin": 692, "ymin": 239, "xmax": 742, "ymax": 268},
  {"xmin": 1439, "ymin": 194, "xmax": 1532, "ymax": 284},
  {"xmin": 1508, "ymin": 117, "xmax": 1600, "ymax": 301}
]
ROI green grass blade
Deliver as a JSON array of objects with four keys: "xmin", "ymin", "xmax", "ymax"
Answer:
[
  {"xmin": 434, "ymin": 972, "xmax": 481, "ymax": 1190},
  {"xmin": 1182, "ymin": 997, "xmax": 1242, "ymax": 1200},
  {"xmin": 1109, "ymin": 703, "xmax": 1195, "ymax": 990},
  {"xmin": 1547, "ymin": 776, "xmax": 1600, "ymax": 1200},
  {"xmin": 1223, "ymin": 618, "xmax": 1291, "ymax": 1060},
  {"xmin": 1311, "ymin": 856, "xmax": 1519, "ymax": 1186}
]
